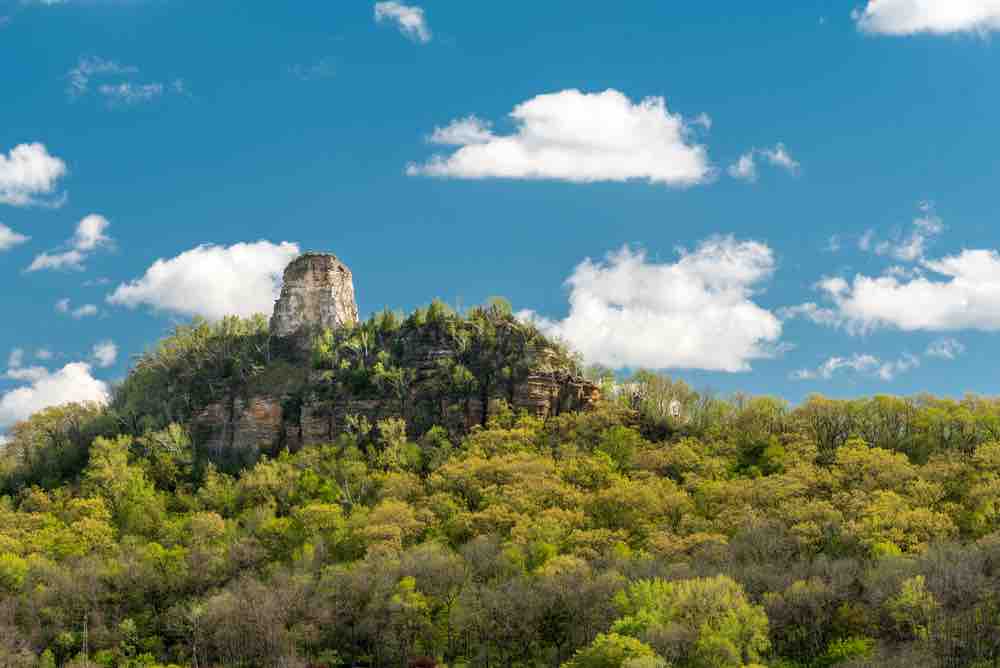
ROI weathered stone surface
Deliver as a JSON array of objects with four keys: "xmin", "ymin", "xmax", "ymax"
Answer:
[
  {"xmin": 270, "ymin": 253, "xmax": 359, "ymax": 354},
  {"xmin": 193, "ymin": 395, "xmax": 285, "ymax": 455}
]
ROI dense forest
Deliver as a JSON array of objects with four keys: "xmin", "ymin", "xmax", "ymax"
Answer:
[{"xmin": 5, "ymin": 305, "xmax": 1000, "ymax": 667}]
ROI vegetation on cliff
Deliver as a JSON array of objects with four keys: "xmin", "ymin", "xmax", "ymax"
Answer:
[{"xmin": 5, "ymin": 309, "xmax": 1000, "ymax": 666}]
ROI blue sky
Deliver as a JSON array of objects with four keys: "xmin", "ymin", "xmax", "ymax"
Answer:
[{"xmin": 2, "ymin": 0, "xmax": 1000, "ymax": 433}]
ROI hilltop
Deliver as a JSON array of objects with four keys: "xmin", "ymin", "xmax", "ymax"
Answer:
[{"xmin": 111, "ymin": 252, "xmax": 599, "ymax": 470}]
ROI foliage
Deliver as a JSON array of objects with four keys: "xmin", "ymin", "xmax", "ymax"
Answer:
[{"xmin": 8, "ymin": 308, "xmax": 1000, "ymax": 666}]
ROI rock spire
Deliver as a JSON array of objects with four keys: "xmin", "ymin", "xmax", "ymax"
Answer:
[{"xmin": 270, "ymin": 252, "xmax": 359, "ymax": 353}]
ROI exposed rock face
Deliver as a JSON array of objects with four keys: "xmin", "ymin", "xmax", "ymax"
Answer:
[
  {"xmin": 270, "ymin": 253, "xmax": 359, "ymax": 355},
  {"xmin": 193, "ymin": 395, "xmax": 286, "ymax": 459},
  {"xmin": 194, "ymin": 367, "xmax": 600, "ymax": 458}
]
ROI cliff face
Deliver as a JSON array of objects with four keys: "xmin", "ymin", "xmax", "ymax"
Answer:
[
  {"xmin": 193, "ymin": 252, "xmax": 600, "ymax": 456},
  {"xmin": 193, "ymin": 346, "xmax": 600, "ymax": 456}
]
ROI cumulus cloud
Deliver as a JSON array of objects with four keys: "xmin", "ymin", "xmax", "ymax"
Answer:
[
  {"xmin": 813, "ymin": 249, "xmax": 1000, "ymax": 333},
  {"xmin": 0, "ymin": 143, "xmax": 67, "ymax": 207},
  {"xmin": 0, "ymin": 223, "xmax": 29, "ymax": 251},
  {"xmin": 73, "ymin": 213, "xmax": 112, "ymax": 250},
  {"xmin": 854, "ymin": 0, "xmax": 1000, "ymax": 35},
  {"xmin": 28, "ymin": 214, "xmax": 112, "ymax": 272},
  {"xmin": 35, "ymin": 349, "xmax": 53, "ymax": 361},
  {"xmin": 793, "ymin": 352, "xmax": 920, "ymax": 382},
  {"xmin": 7, "ymin": 349, "xmax": 24, "ymax": 369},
  {"xmin": 520, "ymin": 237, "xmax": 782, "ymax": 372},
  {"xmin": 408, "ymin": 89, "xmax": 713, "ymax": 187},
  {"xmin": 728, "ymin": 143, "xmax": 799, "ymax": 183},
  {"xmin": 375, "ymin": 2, "xmax": 431, "ymax": 43},
  {"xmin": 91, "ymin": 340, "xmax": 117, "ymax": 368},
  {"xmin": 107, "ymin": 241, "xmax": 300, "ymax": 320},
  {"xmin": 0, "ymin": 362, "xmax": 108, "ymax": 430}
]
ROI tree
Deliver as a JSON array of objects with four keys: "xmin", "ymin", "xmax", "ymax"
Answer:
[
  {"xmin": 562, "ymin": 633, "xmax": 662, "ymax": 668},
  {"xmin": 611, "ymin": 576, "xmax": 770, "ymax": 668},
  {"xmin": 82, "ymin": 435, "xmax": 164, "ymax": 536}
]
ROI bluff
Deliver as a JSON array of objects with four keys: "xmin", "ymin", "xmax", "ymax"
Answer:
[{"xmin": 192, "ymin": 252, "xmax": 599, "ymax": 458}]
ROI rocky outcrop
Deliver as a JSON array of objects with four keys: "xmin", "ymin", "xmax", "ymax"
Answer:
[
  {"xmin": 191, "ymin": 251, "xmax": 601, "ymax": 458},
  {"xmin": 270, "ymin": 253, "xmax": 359, "ymax": 357},
  {"xmin": 194, "ymin": 369, "xmax": 600, "ymax": 457}
]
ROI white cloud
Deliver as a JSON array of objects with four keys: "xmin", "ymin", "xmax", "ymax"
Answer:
[
  {"xmin": 91, "ymin": 340, "xmax": 117, "ymax": 368},
  {"xmin": 7, "ymin": 349, "xmax": 24, "ymax": 369},
  {"xmin": 408, "ymin": 89, "xmax": 712, "ymax": 187},
  {"xmin": 428, "ymin": 116, "xmax": 494, "ymax": 145},
  {"xmin": 28, "ymin": 249, "xmax": 85, "ymax": 272},
  {"xmin": 728, "ymin": 143, "xmax": 799, "ymax": 183},
  {"xmin": 0, "ymin": 362, "xmax": 108, "ymax": 430},
  {"xmin": 73, "ymin": 213, "xmax": 112, "ymax": 250},
  {"xmin": 854, "ymin": 0, "xmax": 1000, "ymax": 35},
  {"xmin": 793, "ymin": 352, "xmax": 920, "ymax": 382},
  {"xmin": 28, "ymin": 214, "xmax": 112, "ymax": 272},
  {"xmin": 521, "ymin": 237, "xmax": 782, "ymax": 372},
  {"xmin": 728, "ymin": 153, "xmax": 758, "ymax": 182},
  {"xmin": 761, "ymin": 144, "xmax": 800, "ymax": 171},
  {"xmin": 793, "ymin": 353, "xmax": 880, "ymax": 380},
  {"xmin": 815, "ymin": 249, "xmax": 1000, "ymax": 333},
  {"xmin": 926, "ymin": 337, "xmax": 966, "ymax": 360},
  {"xmin": 375, "ymin": 1, "xmax": 431, "ymax": 43},
  {"xmin": 107, "ymin": 241, "xmax": 300, "ymax": 320},
  {"xmin": 35, "ymin": 349, "xmax": 53, "ymax": 361},
  {"xmin": 0, "ymin": 223, "xmax": 29, "ymax": 251},
  {"xmin": 0, "ymin": 143, "xmax": 68, "ymax": 207}
]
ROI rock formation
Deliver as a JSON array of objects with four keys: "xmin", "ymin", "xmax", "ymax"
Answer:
[
  {"xmin": 270, "ymin": 252, "xmax": 359, "ymax": 356},
  {"xmin": 193, "ymin": 252, "xmax": 600, "ymax": 457}
]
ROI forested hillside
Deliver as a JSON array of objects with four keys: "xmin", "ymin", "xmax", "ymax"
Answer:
[{"xmin": 5, "ymin": 308, "xmax": 1000, "ymax": 667}]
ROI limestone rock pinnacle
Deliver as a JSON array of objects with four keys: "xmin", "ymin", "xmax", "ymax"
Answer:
[{"xmin": 270, "ymin": 253, "xmax": 359, "ymax": 349}]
